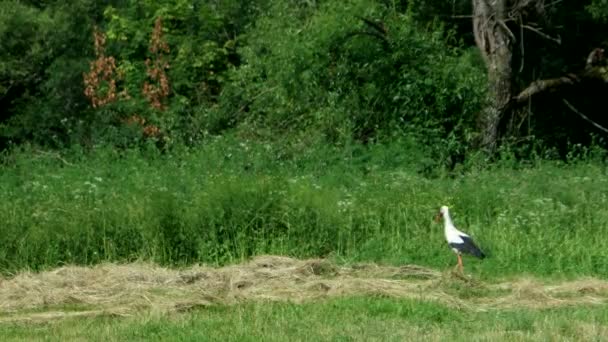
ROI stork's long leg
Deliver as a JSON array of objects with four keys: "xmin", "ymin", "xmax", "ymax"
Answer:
[
  {"xmin": 457, "ymin": 254, "xmax": 463, "ymax": 273},
  {"xmin": 453, "ymin": 254, "xmax": 460, "ymax": 272}
]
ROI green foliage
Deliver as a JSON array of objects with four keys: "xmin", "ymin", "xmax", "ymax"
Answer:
[
  {"xmin": 0, "ymin": 1, "xmax": 55, "ymax": 144},
  {"xmin": 0, "ymin": 1, "xmax": 53, "ymax": 100},
  {"xmin": 588, "ymin": 0, "xmax": 608, "ymax": 22},
  {"xmin": 99, "ymin": 0, "xmax": 268, "ymax": 145},
  {"xmin": 1, "ymin": 0, "xmax": 607, "ymax": 158},
  {"xmin": 0, "ymin": 0, "xmax": 106, "ymax": 147},
  {"xmin": 0, "ymin": 0, "xmax": 268, "ymax": 148},
  {"xmin": 218, "ymin": 0, "xmax": 485, "ymax": 159}
]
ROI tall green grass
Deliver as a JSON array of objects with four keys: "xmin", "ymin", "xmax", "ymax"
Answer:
[{"xmin": 1, "ymin": 137, "xmax": 607, "ymax": 278}]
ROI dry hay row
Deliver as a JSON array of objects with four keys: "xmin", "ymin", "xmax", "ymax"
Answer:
[{"xmin": 0, "ymin": 255, "xmax": 607, "ymax": 323}]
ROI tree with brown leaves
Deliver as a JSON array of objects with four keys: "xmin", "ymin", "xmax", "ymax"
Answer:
[
  {"xmin": 83, "ymin": 28, "xmax": 118, "ymax": 108},
  {"xmin": 142, "ymin": 17, "xmax": 170, "ymax": 111}
]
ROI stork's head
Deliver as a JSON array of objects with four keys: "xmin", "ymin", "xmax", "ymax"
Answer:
[{"xmin": 434, "ymin": 205, "xmax": 449, "ymax": 222}]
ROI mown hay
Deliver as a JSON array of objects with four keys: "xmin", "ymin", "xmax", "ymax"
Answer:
[{"xmin": 0, "ymin": 255, "xmax": 606, "ymax": 323}]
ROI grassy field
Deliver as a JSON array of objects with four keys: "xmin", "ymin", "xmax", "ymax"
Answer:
[
  {"xmin": 5, "ymin": 297, "xmax": 608, "ymax": 341},
  {"xmin": 1, "ymin": 138, "xmax": 607, "ymax": 339},
  {"xmin": 0, "ymin": 138, "xmax": 607, "ymax": 277}
]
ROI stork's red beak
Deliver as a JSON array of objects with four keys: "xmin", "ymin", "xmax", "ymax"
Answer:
[{"xmin": 434, "ymin": 212, "xmax": 442, "ymax": 223}]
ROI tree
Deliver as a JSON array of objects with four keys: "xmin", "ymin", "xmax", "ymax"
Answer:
[
  {"xmin": 471, "ymin": 0, "xmax": 608, "ymax": 152},
  {"xmin": 472, "ymin": 0, "xmax": 551, "ymax": 152}
]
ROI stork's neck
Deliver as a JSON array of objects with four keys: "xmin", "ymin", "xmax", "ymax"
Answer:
[{"xmin": 443, "ymin": 211, "xmax": 456, "ymax": 232}]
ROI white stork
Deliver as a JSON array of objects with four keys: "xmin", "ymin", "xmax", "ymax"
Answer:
[{"xmin": 434, "ymin": 205, "xmax": 485, "ymax": 273}]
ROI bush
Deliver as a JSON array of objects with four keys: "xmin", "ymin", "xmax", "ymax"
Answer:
[
  {"xmin": 217, "ymin": 0, "xmax": 486, "ymax": 160},
  {"xmin": 0, "ymin": 0, "xmax": 105, "ymax": 148},
  {"xmin": 0, "ymin": 0, "xmax": 268, "ymax": 148}
]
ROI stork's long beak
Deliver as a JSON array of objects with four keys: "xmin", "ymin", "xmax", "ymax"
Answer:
[{"xmin": 434, "ymin": 212, "xmax": 442, "ymax": 223}]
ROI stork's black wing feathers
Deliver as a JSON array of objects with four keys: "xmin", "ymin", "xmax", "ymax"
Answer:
[{"xmin": 449, "ymin": 235, "xmax": 486, "ymax": 259}]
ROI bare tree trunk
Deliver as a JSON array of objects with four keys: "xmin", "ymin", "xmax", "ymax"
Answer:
[{"xmin": 473, "ymin": 0, "xmax": 515, "ymax": 152}]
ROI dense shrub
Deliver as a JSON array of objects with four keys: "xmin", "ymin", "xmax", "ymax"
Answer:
[
  {"xmin": 216, "ymin": 0, "xmax": 486, "ymax": 166},
  {"xmin": 0, "ymin": 0, "xmax": 268, "ymax": 148},
  {"xmin": 0, "ymin": 0, "xmax": 107, "ymax": 148}
]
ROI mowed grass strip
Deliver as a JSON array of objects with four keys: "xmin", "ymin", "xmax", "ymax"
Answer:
[{"xmin": 1, "ymin": 256, "xmax": 608, "ymax": 325}]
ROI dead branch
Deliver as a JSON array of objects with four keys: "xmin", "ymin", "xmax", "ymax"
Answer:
[
  {"xmin": 518, "ymin": 15, "xmax": 525, "ymax": 72},
  {"xmin": 521, "ymin": 24, "xmax": 561, "ymax": 44},
  {"xmin": 451, "ymin": 14, "xmax": 475, "ymax": 19},
  {"xmin": 498, "ymin": 20, "xmax": 517, "ymax": 41},
  {"xmin": 514, "ymin": 75, "xmax": 579, "ymax": 103},
  {"xmin": 514, "ymin": 68, "xmax": 608, "ymax": 104},
  {"xmin": 562, "ymin": 99, "xmax": 608, "ymax": 134},
  {"xmin": 544, "ymin": 0, "xmax": 563, "ymax": 9},
  {"xmin": 515, "ymin": 45, "xmax": 608, "ymax": 104}
]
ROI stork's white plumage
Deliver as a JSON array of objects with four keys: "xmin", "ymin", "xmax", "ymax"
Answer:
[{"xmin": 435, "ymin": 206, "xmax": 485, "ymax": 273}]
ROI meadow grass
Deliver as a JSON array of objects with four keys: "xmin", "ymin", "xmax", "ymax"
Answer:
[
  {"xmin": 0, "ymin": 137, "xmax": 607, "ymax": 279},
  {"xmin": 2, "ymin": 297, "xmax": 608, "ymax": 341}
]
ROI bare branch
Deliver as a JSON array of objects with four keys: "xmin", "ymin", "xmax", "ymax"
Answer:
[
  {"xmin": 514, "ymin": 75, "xmax": 579, "ymax": 103},
  {"xmin": 498, "ymin": 20, "xmax": 517, "ymax": 41},
  {"xmin": 451, "ymin": 14, "xmax": 476, "ymax": 19},
  {"xmin": 544, "ymin": 0, "xmax": 563, "ymax": 9},
  {"xmin": 518, "ymin": 15, "xmax": 525, "ymax": 73},
  {"xmin": 563, "ymin": 99, "xmax": 608, "ymax": 134},
  {"xmin": 521, "ymin": 24, "xmax": 561, "ymax": 44},
  {"xmin": 514, "ymin": 46, "xmax": 608, "ymax": 104}
]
